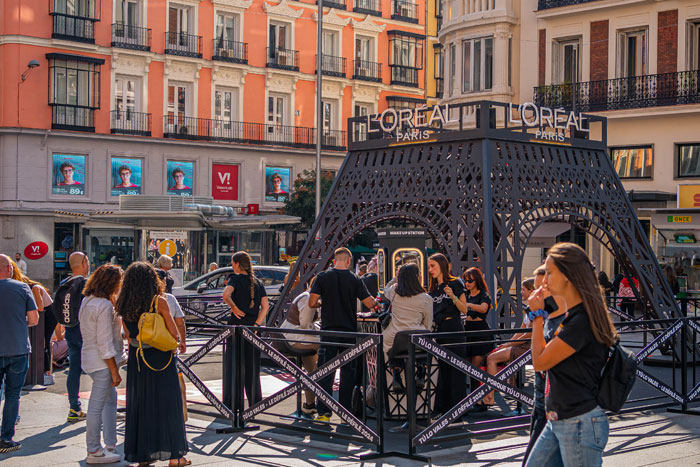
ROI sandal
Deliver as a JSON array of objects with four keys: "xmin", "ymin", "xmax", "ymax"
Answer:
[{"xmin": 169, "ymin": 458, "xmax": 192, "ymax": 467}]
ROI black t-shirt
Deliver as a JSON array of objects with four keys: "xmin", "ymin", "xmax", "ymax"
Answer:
[
  {"xmin": 361, "ymin": 273, "xmax": 379, "ymax": 313},
  {"xmin": 430, "ymin": 278, "xmax": 465, "ymax": 321},
  {"xmin": 544, "ymin": 304, "xmax": 608, "ymax": 420},
  {"xmin": 226, "ymin": 273, "xmax": 267, "ymax": 318},
  {"xmin": 534, "ymin": 312, "xmax": 568, "ymax": 411},
  {"xmin": 310, "ymin": 268, "xmax": 370, "ymax": 332},
  {"xmin": 465, "ymin": 289, "xmax": 491, "ymax": 320}
]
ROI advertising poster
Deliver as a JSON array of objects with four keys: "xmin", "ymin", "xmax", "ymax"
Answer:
[
  {"xmin": 212, "ymin": 163, "xmax": 239, "ymax": 201},
  {"xmin": 167, "ymin": 160, "xmax": 194, "ymax": 197},
  {"xmin": 111, "ymin": 157, "xmax": 142, "ymax": 196},
  {"xmin": 264, "ymin": 166, "xmax": 291, "ymax": 203},
  {"xmin": 52, "ymin": 154, "xmax": 86, "ymax": 196}
]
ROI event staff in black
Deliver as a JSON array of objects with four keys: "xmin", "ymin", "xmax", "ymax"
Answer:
[
  {"xmin": 462, "ymin": 267, "xmax": 494, "ymax": 408},
  {"xmin": 308, "ymin": 247, "xmax": 378, "ymax": 422},
  {"xmin": 427, "ymin": 253, "xmax": 468, "ymax": 417},
  {"xmin": 222, "ymin": 251, "xmax": 269, "ymax": 408}
]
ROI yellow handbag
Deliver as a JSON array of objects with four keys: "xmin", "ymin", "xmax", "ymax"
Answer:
[{"xmin": 137, "ymin": 295, "xmax": 178, "ymax": 372}]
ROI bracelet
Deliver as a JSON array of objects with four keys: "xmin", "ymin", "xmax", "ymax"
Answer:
[{"xmin": 528, "ymin": 309, "xmax": 549, "ymax": 322}]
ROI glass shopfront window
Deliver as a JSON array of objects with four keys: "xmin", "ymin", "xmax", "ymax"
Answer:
[{"xmin": 84, "ymin": 228, "xmax": 135, "ymax": 270}]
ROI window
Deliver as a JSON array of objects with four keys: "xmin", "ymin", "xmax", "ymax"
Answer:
[
  {"xmin": 689, "ymin": 22, "xmax": 700, "ymax": 71},
  {"xmin": 322, "ymin": 101, "xmax": 334, "ymax": 131},
  {"xmin": 554, "ymin": 38, "xmax": 580, "ymax": 84},
  {"xmin": 449, "ymin": 43, "xmax": 455, "ymax": 95},
  {"xmin": 267, "ymin": 95, "xmax": 286, "ymax": 126},
  {"xmin": 679, "ymin": 144, "xmax": 700, "ymax": 177},
  {"xmin": 434, "ymin": 46, "xmax": 443, "ymax": 97},
  {"xmin": 214, "ymin": 88, "xmax": 237, "ymax": 126},
  {"xmin": 463, "ymin": 37, "xmax": 493, "ymax": 92},
  {"xmin": 618, "ymin": 29, "xmax": 648, "ymax": 78},
  {"xmin": 389, "ymin": 32, "xmax": 424, "ymax": 86},
  {"xmin": 323, "ymin": 30, "xmax": 338, "ymax": 56},
  {"xmin": 52, "ymin": 0, "xmax": 99, "ymax": 41},
  {"xmin": 354, "ymin": 103, "xmax": 370, "ymax": 141},
  {"xmin": 269, "ymin": 23, "xmax": 288, "ymax": 51},
  {"xmin": 114, "ymin": 76, "xmax": 138, "ymax": 114},
  {"xmin": 168, "ymin": 5, "xmax": 190, "ymax": 35},
  {"xmin": 386, "ymin": 96, "xmax": 425, "ymax": 109},
  {"xmin": 115, "ymin": 0, "xmax": 139, "ymax": 26},
  {"xmin": 48, "ymin": 54, "xmax": 103, "ymax": 130},
  {"xmin": 216, "ymin": 13, "xmax": 237, "ymax": 43},
  {"xmin": 356, "ymin": 36, "xmax": 372, "ymax": 62},
  {"xmin": 611, "ymin": 146, "xmax": 653, "ymax": 179},
  {"xmin": 166, "ymin": 83, "xmax": 190, "ymax": 133}
]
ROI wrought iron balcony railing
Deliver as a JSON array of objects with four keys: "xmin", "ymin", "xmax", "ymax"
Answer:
[
  {"xmin": 164, "ymin": 32, "xmax": 202, "ymax": 58},
  {"xmin": 111, "ymin": 23, "xmax": 151, "ymax": 51},
  {"xmin": 51, "ymin": 13, "xmax": 97, "ymax": 43},
  {"xmin": 354, "ymin": 0, "xmax": 382, "ymax": 16},
  {"xmin": 212, "ymin": 39, "xmax": 248, "ymax": 64},
  {"xmin": 353, "ymin": 60, "xmax": 382, "ymax": 82},
  {"xmin": 533, "ymin": 71, "xmax": 700, "ymax": 112},
  {"xmin": 319, "ymin": 0, "xmax": 347, "ymax": 9},
  {"xmin": 390, "ymin": 65, "xmax": 419, "ymax": 87},
  {"xmin": 538, "ymin": 0, "xmax": 599, "ymax": 9},
  {"xmin": 51, "ymin": 104, "xmax": 95, "ymax": 132},
  {"xmin": 317, "ymin": 54, "xmax": 346, "ymax": 78},
  {"xmin": 391, "ymin": 0, "xmax": 419, "ymax": 23},
  {"xmin": 163, "ymin": 115, "xmax": 346, "ymax": 150},
  {"xmin": 267, "ymin": 47, "xmax": 299, "ymax": 71},
  {"xmin": 111, "ymin": 110, "xmax": 151, "ymax": 136}
]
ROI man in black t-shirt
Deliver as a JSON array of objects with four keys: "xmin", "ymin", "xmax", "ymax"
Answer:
[
  {"xmin": 360, "ymin": 257, "xmax": 379, "ymax": 313},
  {"xmin": 309, "ymin": 247, "xmax": 377, "ymax": 421}
]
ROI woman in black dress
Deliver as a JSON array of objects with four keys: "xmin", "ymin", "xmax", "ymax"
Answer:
[
  {"xmin": 427, "ymin": 253, "xmax": 468, "ymax": 417},
  {"xmin": 116, "ymin": 262, "xmax": 189, "ymax": 467},
  {"xmin": 462, "ymin": 267, "xmax": 494, "ymax": 411}
]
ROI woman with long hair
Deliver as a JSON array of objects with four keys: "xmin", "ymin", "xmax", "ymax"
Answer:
[
  {"xmin": 79, "ymin": 264, "xmax": 124, "ymax": 464},
  {"xmin": 222, "ymin": 251, "xmax": 269, "ymax": 407},
  {"xmin": 525, "ymin": 243, "xmax": 617, "ymax": 466},
  {"xmin": 115, "ymin": 262, "xmax": 189, "ymax": 467},
  {"xmin": 427, "ymin": 253, "xmax": 468, "ymax": 417}
]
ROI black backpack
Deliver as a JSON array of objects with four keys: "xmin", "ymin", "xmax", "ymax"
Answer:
[
  {"xmin": 52, "ymin": 276, "xmax": 86, "ymax": 327},
  {"xmin": 596, "ymin": 341, "xmax": 638, "ymax": 413}
]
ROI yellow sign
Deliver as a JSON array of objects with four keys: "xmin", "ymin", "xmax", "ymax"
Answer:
[
  {"xmin": 158, "ymin": 240, "xmax": 177, "ymax": 256},
  {"xmin": 678, "ymin": 185, "xmax": 700, "ymax": 209},
  {"xmin": 667, "ymin": 216, "xmax": 692, "ymax": 223}
]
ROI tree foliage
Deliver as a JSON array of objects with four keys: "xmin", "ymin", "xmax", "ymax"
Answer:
[{"xmin": 283, "ymin": 169, "xmax": 335, "ymax": 229}]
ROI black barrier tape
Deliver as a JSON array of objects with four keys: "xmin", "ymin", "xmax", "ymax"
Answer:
[
  {"xmin": 608, "ymin": 305, "xmax": 635, "ymax": 322},
  {"xmin": 185, "ymin": 311, "xmax": 230, "ymax": 337},
  {"xmin": 688, "ymin": 381, "xmax": 700, "ymax": 402},
  {"xmin": 635, "ymin": 319, "xmax": 683, "ymax": 362},
  {"xmin": 239, "ymin": 327, "xmax": 379, "ymax": 444},
  {"xmin": 177, "ymin": 357, "xmax": 236, "ymax": 420},
  {"xmin": 413, "ymin": 339, "xmax": 533, "ymax": 446},
  {"xmin": 687, "ymin": 319, "xmax": 700, "ymax": 335},
  {"xmin": 183, "ymin": 328, "xmax": 232, "ymax": 367},
  {"xmin": 635, "ymin": 368, "xmax": 685, "ymax": 404}
]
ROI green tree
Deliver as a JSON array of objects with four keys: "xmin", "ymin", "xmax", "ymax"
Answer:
[{"xmin": 283, "ymin": 169, "xmax": 335, "ymax": 229}]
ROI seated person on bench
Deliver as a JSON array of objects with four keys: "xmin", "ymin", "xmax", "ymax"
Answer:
[
  {"xmin": 382, "ymin": 264, "xmax": 433, "ymax": 393},
  {"xmin": 281, "ymin": 276, "xmax": 320, "ymax": 415}
]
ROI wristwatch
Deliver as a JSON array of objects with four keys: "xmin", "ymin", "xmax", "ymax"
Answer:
[{"xmin": 528, "ymin": 308, "xmax": 549, "ymax": 322}]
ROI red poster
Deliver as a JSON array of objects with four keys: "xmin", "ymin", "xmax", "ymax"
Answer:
[{"xmin": 212, "ymin": 164, "xmax": 239, "ymax": 201}]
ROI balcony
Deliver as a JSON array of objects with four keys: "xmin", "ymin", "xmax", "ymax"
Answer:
[
  {"xmin": 163, "ymin": 116, "xmax": 346, "ymax": 150},
  {"xmin": 51, "ymin": 104, "xmax": 95, "ymax": 132},
  {"xmin": 164, "ymin": 32, "xmax": 202, "ymax": 58},
  {"xmin": 212, "ymin": 39, "xmax": 248, "ymax": 64},
  {"xmin": 538, "ymin": 0, "xmax": 599, "ymax": 9},
  {"xmin": 534, "ymin": 71, "xmax": 700, "ymax": 112},
  {"xmin": 51, "ymin": 13, "xmax": 97, "ymax": 43},
  {"xmin": 353, "ymin": 60, "xmax": 382, "ymax": 82},
  {"xmin": 111, "ymin": 23, "xmax": 151, "ymax": 51},
  {"xmin": 354, "ymin": 0, "xmax": 382, "ymax": 16},
  {"xmin": 391, "ymin": 0, "xmax": 418, "ymax": 23},
  {"xmin": 390, "ymin": 65, "xmax": 419, "ymax": 87},
  {"xmin": 317, "ymin": 54, "xmax": 346, "ymax": 78},
  {"xmin": 111, "ymin": 110, "xmax": 152, "ymax": 136},
  {"xmin": 319, "ymin": 0, "xmax": 347, "ymax": 9},
  {"xmin": 267, "ymin": 47, "xmax": 299, "ymax": 71}
]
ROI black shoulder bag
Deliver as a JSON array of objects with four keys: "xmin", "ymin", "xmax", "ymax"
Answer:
[{"xmin": 596, "ymin": 339, "xmax": 638, "ymax": 413}]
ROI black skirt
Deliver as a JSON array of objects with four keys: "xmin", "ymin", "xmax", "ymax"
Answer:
[
  {"xmin": 464, "ymin": 319, "xmax": 494, "ymax": 358},
  {"xmin": 124, "ymin": 344, "xmax": 188, "ymax": 463}
]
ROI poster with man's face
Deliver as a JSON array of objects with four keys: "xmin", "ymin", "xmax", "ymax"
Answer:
[
  {"xmin": 52, "ymin": 154, "xmax": 86, "ymax": 196},
  {"xmin": 265, "ymin": 166, "xmax": 291, "ymax": 203},
  {"xmin": 167, "ymin": 160, "xmax": 194, "ymax": 197},
  {"xmin": 111, "ymin": 157, "xmax": 142, "ymax": 196}
]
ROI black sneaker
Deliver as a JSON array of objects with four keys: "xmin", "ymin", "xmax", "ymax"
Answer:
[
  {"xmin": 302, "ymin": 402, "xmax": 317, "ymax": 415},
  {"xmin": 0, "ymin": 440, "xmax": 21, "ymax": 453}
]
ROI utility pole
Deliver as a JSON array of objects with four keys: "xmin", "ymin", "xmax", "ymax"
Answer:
[{"xmin": 315, "ymin": 0, "xmax": 323, "ymax": 223}]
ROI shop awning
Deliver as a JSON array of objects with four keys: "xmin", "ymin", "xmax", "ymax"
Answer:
[
  {"xmin": 526, "ymin": 222, "xmax": 571, "ymax": 248},
  {"xmin": 88, "ymin": 210, "xmax": 206, "ymax": 229},
  {"xmin": 208, "ymin": 214, "xmax": 301, "ymax": 229}
]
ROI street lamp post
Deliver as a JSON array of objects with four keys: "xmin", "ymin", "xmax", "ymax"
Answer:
[{"xmin": 315, "ymin": 0, "xmax": 323, "ymax": 226}]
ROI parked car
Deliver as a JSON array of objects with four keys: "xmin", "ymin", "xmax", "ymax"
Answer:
[{"xmin": 172, "ymin": 265, "xmax": 289, "ymax": 299}]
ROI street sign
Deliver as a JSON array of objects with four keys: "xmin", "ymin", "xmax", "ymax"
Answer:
[
  {"xmin": 667, "ymin": 216, "xmax": 692, "ymax": 223},
  {"xmin": 158, "ymin": 240, "xmax": 177, "ymax": 256}
]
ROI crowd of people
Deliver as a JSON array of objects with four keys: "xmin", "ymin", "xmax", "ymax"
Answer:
[{"xmin": 1, "ymin": 240, "xmax": 619, "ymax": 465}]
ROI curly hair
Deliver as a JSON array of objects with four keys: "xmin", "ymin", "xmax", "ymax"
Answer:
[
  {"xmin": 115, "ymin": 262, "xmax": 163, "ymax": 322},
  {"xmin": 83, "ymin": 264, "xmax": 123, "ymax": 300}
]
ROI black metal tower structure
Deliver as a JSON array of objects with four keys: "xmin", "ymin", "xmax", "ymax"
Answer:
[{"xmin": 270, "ymin": 101, "xmax": 679, "ymax": 328}]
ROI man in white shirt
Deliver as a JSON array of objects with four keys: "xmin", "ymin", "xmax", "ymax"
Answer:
[{"xmin": 14, "ymin": 253, "xmax": 27, "ymax": 275}]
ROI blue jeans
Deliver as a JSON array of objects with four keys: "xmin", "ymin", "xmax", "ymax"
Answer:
[
  {"xmin": 86, "ymin": 369, "xmax": 117, "ymax": 453},
  {"xmin": 525, "ymin": 406, "xmax": 609, "ymax": 467},
  {"xmin": 0, "ymin": 354, "xmax": 29, "ymax": 441},
  {"xmin": 65, "ymin": 326, "xmax": 83, "ymax": 412}
]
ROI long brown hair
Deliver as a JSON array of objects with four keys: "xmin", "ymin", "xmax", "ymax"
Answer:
[
  {"xmin": 115, "ymin": 262, "xmax": 164, "ymax": 322},
  {"xmin": 83, "ymin": 264, "xmax": 123, "ymax": 300},
  {"xmin": 232, "ymin": 251, "xmax": 259, "ymax": 308},
  {"xmin": 428, "ymin": 253, "xmax": 458, "ymax": 293},
  {"xmin": 14, "ymin": 263, "xmax": 49, "ymax": 294},
  {"xmin": 462, "ymin": 267, "xmax": 489, "ymax": 294},
  {"xmin": 547, "ymin": 243, "xmax": 617, "ymax": 346}
]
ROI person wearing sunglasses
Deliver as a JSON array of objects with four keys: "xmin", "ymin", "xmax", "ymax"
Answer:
[{"xmin": 462, "ymin": 267, "xmax": 494, "ymax": 411}]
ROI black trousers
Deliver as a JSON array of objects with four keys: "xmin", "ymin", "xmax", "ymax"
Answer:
[
  {"xmin": 223, "ymin": 315, "xmax": 262, "ymax": 409},
  {"xmin": 433, "ymin": 316, "xmax": 467, "ymax": 415},
  {"xmin": 522, "ymin": 406, "xmax": 547, "ymax": 466},
  {"xmin": 316, "ymin": 334, "xmax": 357, "ymax": 416},
  {"xmin": 43, "ymin": 305, "xmax": 58, "ymax": 373}
]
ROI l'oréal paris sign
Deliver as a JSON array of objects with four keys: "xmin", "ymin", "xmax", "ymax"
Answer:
[
  {"xmin": 508, "ymin": 102, "xmax": 589, "ymax": 142},
  {"xmin": 367, "ymin": 105, "xmax": 458, "ymax": 142}
]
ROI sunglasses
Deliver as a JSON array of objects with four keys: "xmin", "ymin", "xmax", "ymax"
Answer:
[{"xmin": 465, "ymin": 279, "xmax": 475, "ymax": 283}]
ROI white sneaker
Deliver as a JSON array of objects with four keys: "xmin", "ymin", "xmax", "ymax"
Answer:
[
  {"xmin": 43, "ymin": 374, "xmax": 55, "ymax": 386},
  {"xmin": 86, "ymin": 448, "xmax": 121, "ymax": 464}
]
